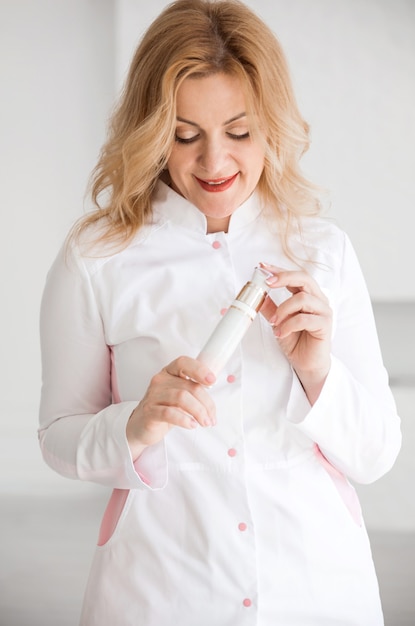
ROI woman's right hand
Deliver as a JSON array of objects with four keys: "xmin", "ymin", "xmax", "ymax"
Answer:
[{"xmin": 126, "ymin": 356, "xmax": 217, "ymax": 460}]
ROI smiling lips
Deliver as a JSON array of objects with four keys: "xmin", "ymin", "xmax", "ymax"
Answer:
[{"xmin": 195, "ymin": 173, "xmax": 239, "ymax": 192}]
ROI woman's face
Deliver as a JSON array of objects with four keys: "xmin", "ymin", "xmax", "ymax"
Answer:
[{"xmin": 167, "ymin": 73, "xmax": 266, "ymax": 233}]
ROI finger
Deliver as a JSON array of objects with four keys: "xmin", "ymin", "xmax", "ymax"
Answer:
[
  {"xmin": 147, "ymin": 373, "xmax": 216, "ymax": 426},
  {"xmin": 259, "ymin": 295, "xmax": 278, "ymax": 323},
  {"xmin": 142, "ymin": 384, "xmax": 216, "ymax": 428},
  {"xmin": 141, "ymin": 403, "xmax": 200, "ymax": 431},
  {"xmin": 265, "ymin": 271, "xmax": 319, "ymax": 296},
  {"xmin": 272, "ymin": 292, "xmax": 331, "ymax": 324},
  {"xmin": 273, "ymin": 311, "xmax": 331, "ymax": 340},
  {"xmin": 185, "ymin": 382, "xmax": 217, "ymax": 425},
  {"xmin": 262, "ymin": 266, "xmax": 326, "ymax": 300},
  {"xmin": 165, "ymin": 355, "xmax": 216, "ymax": 386},
  {"xmin": 165, "ymin": 387, "xmax": 216, "ymax": 427},
  {"xmin": 259, "ymin": 261, "xmax": 286, "ymax": 276}
]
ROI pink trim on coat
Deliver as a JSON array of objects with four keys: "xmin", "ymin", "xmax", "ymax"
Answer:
[
  {"xmin": 97, "ymin": 348, "xmax": 130, "ymax": 546},
  {"xmin": 314, "ymin": 443, "xmax": 362, "ymax": 526}
]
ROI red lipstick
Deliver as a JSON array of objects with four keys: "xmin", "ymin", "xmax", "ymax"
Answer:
[{"xmin": 195, "ymin": 173, "xmax": 239, "ymax": 192}]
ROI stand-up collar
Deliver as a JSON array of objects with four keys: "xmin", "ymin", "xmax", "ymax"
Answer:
[{"xmin": 152, "ymin": 179, "xmax": 263, "ymax": 235}]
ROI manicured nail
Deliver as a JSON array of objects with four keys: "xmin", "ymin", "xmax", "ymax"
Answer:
[
  {"xmin": 205, "ymin": 372, "xmax": 216, "ymax": 385},
  {"xmin": 265, "ymin": 275, "xmax": 278, "ymax": 285}
]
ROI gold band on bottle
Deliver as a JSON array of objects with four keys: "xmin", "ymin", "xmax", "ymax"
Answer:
[{"xmin": 235, "ymin": 281, "xmax": 268, "ymax": 313}]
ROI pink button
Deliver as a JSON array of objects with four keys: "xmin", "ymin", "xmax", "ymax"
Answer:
[
  {"xmin": 220, "ymin": 307, "xmax": 228, "ymax": 316},
  {"xmin": 227, "ymin": 448, "xmax": 237, "ymax": 457},
  {"xmin": 243, "ymin": 598, "xmax": 252, "ymax": 608},
  {"xmin": 238, "ymin": 522, "xmax": 247, "ymax": 532},
  {"xmin": 226, "ymin": 374, "xmax": 236, "ymax": 384},
  {"xmin": 212, "ymin": 241, "xmax": 221, "ymax": 249}
]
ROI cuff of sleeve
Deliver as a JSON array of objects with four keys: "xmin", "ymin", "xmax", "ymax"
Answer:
[
  {"xmin": 132, "ymin": 443, "xmax": 168, "ymax": 490},
  {"xmin": 286, "ymin": 357, "xmax": 351, "ymax": 442},
  {"xmin": 285, "ymin": 367, "xmax": 313, "ymax": 425},
  {"xmin": 116, "ymin": 403, "xmax": 168, "ymax": 490},
  {"xmin": 76, "ymin": 401, "xmax": 168, "ymax": 490},
  {"xmin": 285, "ymin": 356, "xmax": 402, "ymax": 483}
]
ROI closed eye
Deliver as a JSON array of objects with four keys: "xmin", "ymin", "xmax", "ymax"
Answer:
[
  {"xmin": 175, "ymin": 131, "xmax": 250, "ymax": 144},
  {"xmin": 175, "ymin": 134, "xmax": 200, "ymax": 144},
  {"xmin": 227, "ymin": 131, "xmax": 250, "ymax": 140}
]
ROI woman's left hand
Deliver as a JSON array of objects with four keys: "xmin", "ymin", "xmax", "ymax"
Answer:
[{"xmin": 259, "ymin": 262, "xmax": 333, "ymax": 404}]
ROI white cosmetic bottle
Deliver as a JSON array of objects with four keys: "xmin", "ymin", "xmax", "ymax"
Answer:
[{"xmin": 197, "ymin": 266, "xmax": 272, "ymax": 376}]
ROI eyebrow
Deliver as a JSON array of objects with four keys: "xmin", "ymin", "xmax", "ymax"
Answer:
[{"xmin": 176, "ymin": 112, "xmax": 247, "ymax": 127}]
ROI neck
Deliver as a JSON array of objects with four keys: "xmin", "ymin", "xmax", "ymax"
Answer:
[{"xmin": 206, "ymin": 215, "xmax": 231, "ymax": 234}]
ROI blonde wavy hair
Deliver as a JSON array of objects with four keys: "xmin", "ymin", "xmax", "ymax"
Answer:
[{"xmin": 71, "ymin": 0, "xmax": 321, "ymax": 252}]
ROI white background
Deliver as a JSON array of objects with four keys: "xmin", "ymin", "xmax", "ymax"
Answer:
[{"xmin": 0, "ymin": 0, "xmax": 414, "ymax": 530}]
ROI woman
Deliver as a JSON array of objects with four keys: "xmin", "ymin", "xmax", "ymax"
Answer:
[{"xmin": 38, "ymin": 1, "xmax": 401, "ymax": 624}]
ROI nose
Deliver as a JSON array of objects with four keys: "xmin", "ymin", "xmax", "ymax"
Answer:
[{"xmin": 197, "ymin": 137, "xmax": 228, "ymax": 175}]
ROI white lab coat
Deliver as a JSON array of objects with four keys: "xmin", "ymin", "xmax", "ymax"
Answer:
[{"xmin": 39, "ymin": 181, "xmax": 401, "ymax": 625}]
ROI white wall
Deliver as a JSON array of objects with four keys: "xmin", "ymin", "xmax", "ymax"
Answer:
[
  {"xmin": 0, "ymin": 0, "xmax": 115, "ymax": 491},
  {"xmin": 0, "ymin": 1, "xmax": 413, "ymax": 526}
]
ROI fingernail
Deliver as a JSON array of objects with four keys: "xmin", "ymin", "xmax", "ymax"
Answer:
[
  {"xmin": 205, "ymin": 372, "xmax": 216, "ymax": 385},
  {"xmin": 184, "ymin": 374, "xmax": 198, "ymax": 383},
  {"xmin": 265, "ymin": 275, "xmax": 278, "ymax": 285}
]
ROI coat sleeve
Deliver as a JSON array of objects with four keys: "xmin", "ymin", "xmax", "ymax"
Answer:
[
  {"xmin": 285, "ymin": 232, "xmax": 402, "ymax": 484},
  {"xmin": 38, "ymin": 243, "xmax": 167, "ymax": 490}
]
